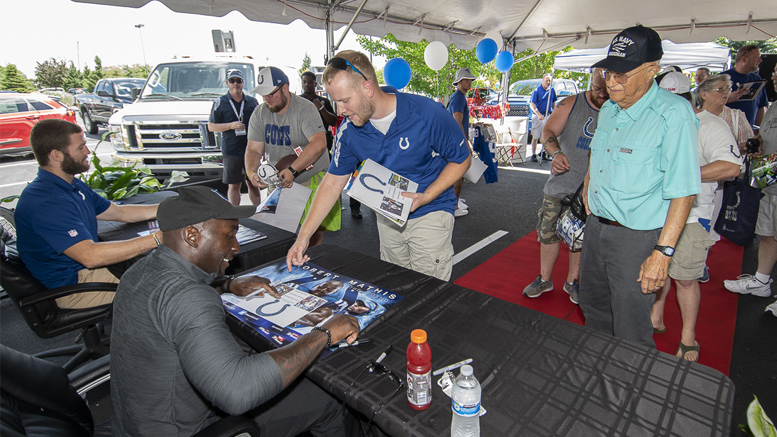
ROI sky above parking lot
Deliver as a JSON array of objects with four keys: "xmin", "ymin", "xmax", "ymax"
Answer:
[{"xmin": 1, "ymin": 0, "xmax": 373, "ymax": 80}]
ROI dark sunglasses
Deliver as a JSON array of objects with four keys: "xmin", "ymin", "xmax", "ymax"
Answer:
[
  {"xmin": 343, "ymin": 360, "xmax": 403, "ymax": 423},
  {"xmin": 328, "ymin": 57, "xmax": 368, "ymax": 82},
  {"xmin": 228, "ymin": 78, "xmax": 243, "ymax": 84}
]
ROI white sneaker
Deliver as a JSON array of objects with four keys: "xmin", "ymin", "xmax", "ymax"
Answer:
[
  {"xmin": 460, "ymin": 198, "xmax": 467, "ymax": 204},
  {"xmin": 766, "ymin": 300, "xmax": 777, "ymax": 317},
  {"xmin": 454, "ymin": 208, "xmax": 469, "ymax": 217},
  {"xmin": 457, "ymin": 199, "xmax": 468, "ymax": 210},
  {"xmin": 723, "ymin": 274, "xmax": 773, "ymax": 297}
]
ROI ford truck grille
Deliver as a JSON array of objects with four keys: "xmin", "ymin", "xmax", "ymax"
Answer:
[
  {"xmin": 507, "ymin": 104, "xmax": 530, "ymax": 117},
  {"xmin": 120, "ymin": 122, "xmax": 218, "ymax": 152}
]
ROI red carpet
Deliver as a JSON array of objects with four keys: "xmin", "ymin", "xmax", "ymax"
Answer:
[{"xmin": 455, "ymin": 231, "xmax": 742, "ymax": 376}]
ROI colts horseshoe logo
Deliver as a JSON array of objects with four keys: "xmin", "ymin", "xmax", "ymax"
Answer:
[
  {"xmin": 256, "ymin": 299, "xmax": 290, "ymax": 317},
  {"xmin": 398, "ymin": 137, "xmax": 410, "ymax": 150},
  {"xmin": 359, "ymin": 173, "xmax": 386, "ymax": 194}
]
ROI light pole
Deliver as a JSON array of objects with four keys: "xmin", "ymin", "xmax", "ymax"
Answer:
[{"xmin": 135, "ymin": 24, "xmax": 148, "ymax": 77}]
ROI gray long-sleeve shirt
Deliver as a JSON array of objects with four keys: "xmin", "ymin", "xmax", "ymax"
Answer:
[{"xmin": 111, "ymin": 245, "xmax": 283, "ymax": 436}]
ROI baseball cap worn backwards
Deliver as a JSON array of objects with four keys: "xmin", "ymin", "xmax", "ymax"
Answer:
[
  {"xmin": 658, "ymin": 71, "xmax": 692, "ymax": 94},
  {"xmin": 252, "ymin": 66, "xmax": 289, "ymax": 96},
  {"xmin": 157, "ymin": 186, "xmax": 256, "ymax": 231},
  {"xmin": 592, "ymin": 25, "xmax": 663, "ymax": 73},
  {"xmin": 227, "ymin": 69, "xmax": 244, "ymax": 80}
]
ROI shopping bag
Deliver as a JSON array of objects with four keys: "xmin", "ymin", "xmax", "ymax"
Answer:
[
  {"xmin": 715, "ymin": 158, "xmax": 763, "ymax": 246},
  {"xmin": 556, "ymin": 182, "xmax": 586, "ymax": 251}
]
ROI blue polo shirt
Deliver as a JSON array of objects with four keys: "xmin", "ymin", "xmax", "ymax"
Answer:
[
  {"xmin": 531, "ymin": 85, "xmax": 557, "ymax": 116},
  {"xmin": 588, "ymin": 83, "xmax": 701, "ymax": 230},
  {"xmin": 448, "ymin": 89, "xmax": 469, "ymax": 132},
  {"xmin": 722, "ymin": 68, "xmax": 768, "ymax": 127},
  {"xmin": 329, "ymin": 87, "xmax": 469, "ymax": 219},
  {"xmin": 15, "ymin": 168, "xmax": 111, "ymax": 288},
  {"xmin": 209, "ymin": 92, "xmax": 259, "ymax": 156}
]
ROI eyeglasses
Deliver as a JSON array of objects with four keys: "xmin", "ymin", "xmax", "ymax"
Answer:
[
  {"xmin": 263, "ymin": 86, "xmax": 281, "ymax": 99},
  {"xmin": 600, "ymin": 64, "xmax": 653, "ymax": 85},
  {"xmin": 591, "ymin": 85, "xmax": 607, "ymax": 95},
  {"xmin": 228, "ymin": 78, "xmax": 243, "ymax": 84},
  {"xmin": 712, "ymin": 86, "xmax": 732, "ymax": 93},
  {"xmin": 343, "ymin": 360, "xmax": 404, "ymax": 423},
  {"xmin": 328, "ymin": 57, "xmax": 369, "ymax": 82}
]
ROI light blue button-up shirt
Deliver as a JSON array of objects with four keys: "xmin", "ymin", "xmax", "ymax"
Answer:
[{"xmin": 588, "ymin": 83, "xmax": 701, "ymax": 230}]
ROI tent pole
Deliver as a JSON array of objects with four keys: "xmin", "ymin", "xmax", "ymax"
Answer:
[{"xmin": 333, "ymin": 0, "xmax": 368, "ymax": 52}]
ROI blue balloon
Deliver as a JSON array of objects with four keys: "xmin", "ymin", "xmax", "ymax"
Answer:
[
  {"xmin": 495, "ymin": 51, "xmax": 514, "ymax": 73},
  {"xmin": 383, "ymin": 58, "xmax": 411, "ymax": 89},
  {"xmin": 476, "ymin": 39, "xmax": 498, "ymax": 64}
]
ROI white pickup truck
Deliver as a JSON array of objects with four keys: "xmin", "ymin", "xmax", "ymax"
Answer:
[{"xmin": 108, "ymin": 55, "xmax": 299, "ymax": 181}]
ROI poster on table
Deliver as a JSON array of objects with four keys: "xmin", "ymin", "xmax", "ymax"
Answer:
[{"xmin": 221, "ymin": 260, "xmax": 403, "ymax": 349}]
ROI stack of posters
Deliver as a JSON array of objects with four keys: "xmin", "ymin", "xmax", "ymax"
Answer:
[
  {"xmin": 221, "ymin": 260, "xmax": 403, "ymax": 349},
  {"xmin": 346, "ymin": 159, "xmax": 418, "ymax": 226}
]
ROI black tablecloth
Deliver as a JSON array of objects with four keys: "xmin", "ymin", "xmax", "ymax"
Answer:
[
  {"xmin": 97, "ymin": 190, "xmax": 297, "ymax": 276},
  {"xmin": 228, "ymin": 245, "xmax": 735, "ymax": 436}
]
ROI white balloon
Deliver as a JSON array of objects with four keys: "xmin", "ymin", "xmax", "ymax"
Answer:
[
  {"xmin": 424, "ymin": 41, "xmax": 449, "ymax": 71},
  {"xmin": 484, "ymin": 30, "xmax": 503, "ymax": 48}
]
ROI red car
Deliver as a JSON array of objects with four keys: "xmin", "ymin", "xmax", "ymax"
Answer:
[{"xmin": 0, "ymin": 93, "xmax": 77, "ymax": 156}]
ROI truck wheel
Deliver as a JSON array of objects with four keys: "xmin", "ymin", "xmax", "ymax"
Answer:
[{"xmin": 82, "ymin": 109, "xmax": 98, "ymax": 135}]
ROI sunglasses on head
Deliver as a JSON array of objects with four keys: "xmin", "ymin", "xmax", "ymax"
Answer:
[
  {"xmin": 228, "ymin": 78, "xmax": 243, "ymax": 84},
  {"xmin": 328, "ymin": 57, "xmax": 368, "ymax": 82}
]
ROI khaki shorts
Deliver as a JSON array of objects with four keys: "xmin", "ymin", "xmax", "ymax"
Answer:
[
  {"xmin": 376, "ymin": 210, "xmax": 454, "ymax": 281},
  {"xmin": 55, "ymin": 268, "xmax": 119, "ymax": 309},
  {"xmin": 536, "ymin": 193, "xmax": 563, "ymax": 244},
  {"xmin": 531, "ymin": 114, "xmax": 546, "ymax": 139},
  {"xmin": 756, "ymin": 192, "xmax": 777, "ymax": 237},
  {"xmin": 668, "ymin": 222, "xmax": 714, "ymax": 281}
]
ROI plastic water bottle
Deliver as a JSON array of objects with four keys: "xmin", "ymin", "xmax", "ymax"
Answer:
[
  {"xmin": 406, "ymin": 329, "xmax": 432, "ymax": 410},
  {"xmin": 451, "ymin": 365, "xmax": 481, "ymax": 437}
]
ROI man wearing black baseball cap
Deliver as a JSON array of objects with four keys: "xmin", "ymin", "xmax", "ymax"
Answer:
[
  {"xmin": 579, "ymin": 25, "xmax": 701, "ymax": 349},
  {"xmin": 111, "ymin": 186, "xmax": 360, "ymax": 436},
  {"xmin": 208, "ymin": 69, "xmax": 261, "ymax": 206}
]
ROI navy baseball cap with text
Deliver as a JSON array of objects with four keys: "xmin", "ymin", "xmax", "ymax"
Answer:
[{"xmin": 592, "ymin": 25, "xmax": 663, "ymax": 73}]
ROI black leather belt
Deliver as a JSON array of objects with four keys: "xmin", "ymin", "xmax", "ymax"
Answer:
[{"xmin": 596, "ymin": 215, "xmax": 624, "ymax": 228}]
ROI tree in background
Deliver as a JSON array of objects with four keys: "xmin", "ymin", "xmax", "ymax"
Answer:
[
  {"xmin": 35, "ymin": 57, "xmax": 68, "ymax": 89},
  {"xmin": 1, "ymin": 64, "xmax": 36, "ymax": 92},
  {"xmin": 714, "ymin": 38, "xmax": 777, "ymax": 62},
  {"xmin": 103, "ymin": 64, "xmax": 149, "ymax": 79},
  {"xmin": 300, "ymin": 53, "xmax": 311, "ymax": 74},
  {"xmin": 357, "ymin": 34, "xmax": 590, "ymax": 100},
  {"xmin": 84, "ymin": 56, "xmax": 105, "ymax": 92},
  {"xmin": 62, "ymin": 62, "xmax": 84, "ymax": 91}
]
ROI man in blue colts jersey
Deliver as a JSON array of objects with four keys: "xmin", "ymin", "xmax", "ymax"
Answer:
[
  {"xmin": 246, "ymin": 66, "xmax": 341, "ymax": 246},
  {"xmin": 286, "ymin": 50, "xmax": 471, "ymax": 281}
]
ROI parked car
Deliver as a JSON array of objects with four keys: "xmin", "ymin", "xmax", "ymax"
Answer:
[
  {"xmin": 505, "ymin": 78, "xmax": 580, "ymax": 142},
  {"xmin": 0, "ymin": 93, "xmax": 77, "ymax": 156},
  {"xmin": 76, "ymin": 78, "xmax": 146, "ymax": 134}
]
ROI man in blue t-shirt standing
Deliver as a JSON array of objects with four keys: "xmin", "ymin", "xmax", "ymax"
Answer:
[
  {"xmin": 529, "ymin": 73, "xmax": 557, "ymax": 162},
  {"xmin": 722, "ymin": 45, "xmax": 768, "ymax": 127},
  {"xmin": 286, "ymin": 50, "xmax": 471, "ymax": 281},
  {"xmin": 447, "ymin": 67, "xmax": 476, "ymax": 218},
  {"xmin": 15, "ymin": 119, "xmax": 160, "ymax": 309},
  {"xmin": 208, "ymin": 69, "xmax": 261, "ymax": 205}
]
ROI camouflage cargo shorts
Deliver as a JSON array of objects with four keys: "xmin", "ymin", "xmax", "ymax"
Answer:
[{"xmin": 536, "ymin": 193, "xmax": 564, "ymax": 244}]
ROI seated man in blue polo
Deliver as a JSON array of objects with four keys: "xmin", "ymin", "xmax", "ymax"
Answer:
[{"xmin": 15, "ymin": 119, "xmax": 160, "ymax": 309}]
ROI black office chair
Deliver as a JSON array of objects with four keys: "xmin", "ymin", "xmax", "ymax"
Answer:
[
  {"xmin": 0, "ymin": 345, "xmax": 261, "ymax": 437},
  {"xmin": 0, "ymin": 206, "xmax": 114, "ymax": 372}
]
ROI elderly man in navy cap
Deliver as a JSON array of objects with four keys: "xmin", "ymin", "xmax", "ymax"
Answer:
[
  {"xmin": 580, "ymin": 25, "xmax": 701, "ymax": 348},
  {"xmin": 111, "ymin": 186, "xmax": 360, "ymax": 436}
]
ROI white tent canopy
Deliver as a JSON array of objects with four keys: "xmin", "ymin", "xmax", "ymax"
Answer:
[
  {"xmin": 554, "ymin": 40, "xmax": 732, "ymax": 73},
  {"xmin": 73, "ymin": 0, "xmax": 777, "ymax": 54}
]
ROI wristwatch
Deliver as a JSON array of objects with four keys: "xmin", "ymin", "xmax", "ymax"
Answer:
[
  {"xmin": 654, "ymin": 245, "xmax": 675, "ymax": 257},
  {"xmin": 287, "ymin": 165, "xmax": 299, "ymax": 178}
]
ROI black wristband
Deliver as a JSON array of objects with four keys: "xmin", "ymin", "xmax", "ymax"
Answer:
[
  {"xmin": 287, "ymin": 165, "xmax": 299, "ymax": 178},
  {"xmin": 219, "ymin": 276, "xmax": 234, "ymax": 293},
  {"xmin": 312, "ymin": 326, "xmax": 331, "ymax": 348}
]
